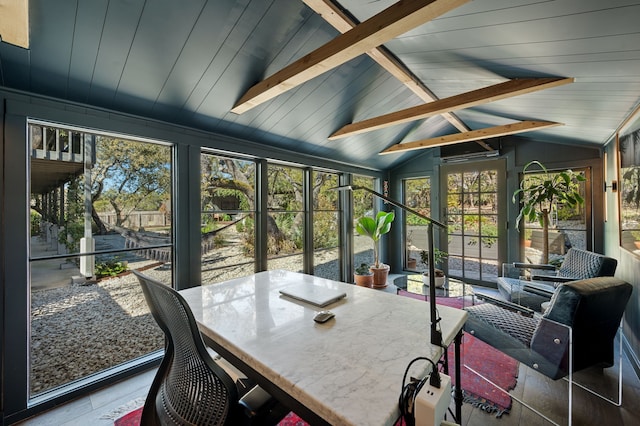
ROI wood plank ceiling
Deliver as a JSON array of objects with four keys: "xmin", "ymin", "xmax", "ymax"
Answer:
[{"xmin": 1, "ymin": 0, "xmax": 639, "ymax": 170}]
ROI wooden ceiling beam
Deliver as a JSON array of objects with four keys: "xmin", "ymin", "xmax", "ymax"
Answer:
[
  {"xmin": 0, "ymin": 0, "xmax": 29, "ymax": 48},
  {"xmin": 379, "ymin": 121, "xmax": 563, "ymax": 154},
  {"xmin": 330, "ymin": 77, "xmax": 574, "ymax": 139},
  {"xmin": 303, "ymin": 0, "xmax": 450, "ymax": 110},
  {"xmin": 231, "ymin": 0, "xmax": 470, "ymax": 114},
  {"xmin": 302, "ymin": 0, "xmax": 492, "ymax": 150}
]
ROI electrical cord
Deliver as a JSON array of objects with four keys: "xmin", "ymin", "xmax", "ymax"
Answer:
[{"xmin": 398, "ymin": 356, "xmax": 441, "ymax": 426}]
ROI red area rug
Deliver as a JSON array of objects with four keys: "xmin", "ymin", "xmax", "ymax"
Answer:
[
  {"xmin": 114, "ymin": 407, "xmax": 141, "ymax": 426},
  {"xmin": 398, "ymin": 290, "xmax": 519, "ymax": 417},
  {"xmin": 114, "ymin": 408, "xmax": 307, "ymax": 426}
]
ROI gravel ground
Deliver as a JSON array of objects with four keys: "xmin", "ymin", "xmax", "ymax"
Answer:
[
  {"xmin": 30, "ymin": 234, "xmax": 373, "ymax": 395},
  {"xmin": 30, "ymin": 267, "xmax": 166, "ymax": 394}
]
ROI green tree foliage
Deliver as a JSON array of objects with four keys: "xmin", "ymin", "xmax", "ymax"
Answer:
[
  {"xmin": 58, "ymin": 176, "xmax": 85, "ymax": 252},
  {"xmin": 268, "ymin": 165, "xmax": 303, "ymax": 253},
  {"xmin": 352, "ymin": 175, "xmax": 374, "ymax": 218},
  {"xmin": 312, "ymin": 172, "xmax": 339, "ymax": 250},
  {"xmin": 201, "ymin": 156, "xmax": 255, "ymax": 212},
  {"xmin": 92, "ymin": 138, "xmax": 171, "ymax": 231},
  {"xmin": 513, "ymin": 161, "xmax": 585, "ymax": 262},
  {"xmin": 405, "ymin": 177, "xmax": 430, "ymax": 225},
  {"xmin": 623, "ymin": 167, "xmax": 640, "ymax": 210},
  {"xmin": 30, "ymin": 210, "xmax": 42, "ymax": 236}
]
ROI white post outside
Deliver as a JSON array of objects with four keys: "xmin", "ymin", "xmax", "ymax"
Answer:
[{"xmin": 80, "ymin": 135, "xmax": 95, "ymax": 277}]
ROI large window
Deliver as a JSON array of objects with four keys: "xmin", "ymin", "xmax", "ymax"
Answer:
[
  {"xmin": 29, "ymin": 122, "xmax": 171, "ymax": 397},
  {"xmin": 200, "ymin": 153, "xmax": 257, "ymax": 283},
  {"xmin": 267, "ymin": 164, "xmax": 305, "ymax": 272},
  {"xmin": 619, "ymin": 126, "xmax": 640, "ymax": 255},
  {"xmin": 404, "ymin": 177, "xmax": 431, "ymax": 271},
  {"xmin": 312, "ymin": 171, "xmax": 341, "ymax": 280},
  {"xmin": 520, "ymin": 168, "xmax": 589, "ymax": 263},
  {"xmin": 352, "ymin": 175, "xmax": 376, "ymax": 270}
]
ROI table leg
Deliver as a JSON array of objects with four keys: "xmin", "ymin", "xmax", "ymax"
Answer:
[{"xmin": 454, "ymin": 329, "xmax": 463, "ymax": 424}]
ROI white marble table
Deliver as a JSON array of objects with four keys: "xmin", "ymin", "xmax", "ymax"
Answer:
[{"xmin": 181, "ymin": 270, "xmax": 467, "ymax": 426}]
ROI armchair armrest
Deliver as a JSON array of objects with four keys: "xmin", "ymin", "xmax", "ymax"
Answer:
[
  {"xmin": 513, "ymin": 262, "xmax": 556, "ymax": 271},
  {"xmin": 473, "ymin": 292, "xmax": 536, "ymax": 318},
  {"xmin": 530, "ymin": 275, "xmax": 576, "ymax": 283},
  {"xmin": 503, "ymin": 262, "xmax": 558, "ymax": 281},
  {"xmin": 522, "ymin": 284, "xmax": 554, "ymax": 298}
]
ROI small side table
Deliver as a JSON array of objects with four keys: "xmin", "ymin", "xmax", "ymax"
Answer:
[{"xmin": 394, "ymin": 274, "xmax": 474, "ymax": 308}]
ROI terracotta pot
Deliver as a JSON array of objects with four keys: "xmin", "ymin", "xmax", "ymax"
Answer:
[
  {"xmin": 354, "ymin": 273, "xmax": 373, "ymax": 287},
  {"xmin": 407, "ymin": 258, "xmax": 417, "ymax": 269},
  {"xmin": 369, "ymin": 264, "xmax": 390, "ymax": 289}
]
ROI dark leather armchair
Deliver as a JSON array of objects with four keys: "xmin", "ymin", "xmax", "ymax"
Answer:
[
  {"xmin": 464, "ymin": 276, "xmax": 632, "ymax": 423},
  {"xmin": 496, "ymin": 248, "xmax": 618, "ymax": 311}
]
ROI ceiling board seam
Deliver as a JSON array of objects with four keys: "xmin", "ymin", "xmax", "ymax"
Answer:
[{"xmin": 151, "ymin": 1, "xmax": 210, "ymax": 110}]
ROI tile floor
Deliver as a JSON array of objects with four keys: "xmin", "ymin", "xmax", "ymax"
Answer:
[{"xmin": 13, "ymin": 348, "xmax": 640, "ymax": 426}]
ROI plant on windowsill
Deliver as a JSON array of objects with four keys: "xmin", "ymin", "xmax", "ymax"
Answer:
[
  {"xmin": 355, "ymin": 210, "xmax": 395, "ymax": 288},
  {"xmin": 354, "ymin": 263, "xmax": 374, "ymax": 287},
  {"xmin": 513, "ymin": 160, "xmax": 585, "ymax": 264},
  {"xmin": 420, "ymin": 248, "xmax": 448, "ymax": 288}
]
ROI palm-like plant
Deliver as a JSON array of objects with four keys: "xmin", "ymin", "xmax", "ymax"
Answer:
[
  {"xmin": 355, "ymin": 211, "xmax": 395, "ymax": 268},
  {"xmin": 513, "ymin": 161, "xmax": 586, "ymax": 263}
]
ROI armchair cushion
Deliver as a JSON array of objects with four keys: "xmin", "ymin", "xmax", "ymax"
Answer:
[{"xmin": 556, "ymin": 248, "xmax": 617, "ymax": 280}]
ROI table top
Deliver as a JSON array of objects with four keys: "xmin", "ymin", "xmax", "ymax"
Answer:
[
  {"xmin": 181, "ymin": 270, "xmax": 467, "ymax": 426},
  {"xmin": 395, "ymin": 274, "xmax": 470, "ymax": 298}
]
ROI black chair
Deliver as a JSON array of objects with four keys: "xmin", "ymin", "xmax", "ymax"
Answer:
[
  {"xmin": 496, "ymin": 248, "xmax": 618, "ymax": 311},
  {"xmin": 464, "ymin": 276, "xmax": 632, "ymax": 424},
  {"xmin": 134, "ymin": 271, "xmax": 288, "ymax": 426}
]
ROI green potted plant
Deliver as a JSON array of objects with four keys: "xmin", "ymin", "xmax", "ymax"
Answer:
[
  {"xmin": 355, "ymin": 210, "xmax": 395, "ymax": 288},
  {"xmin": 354, "ymin": 263, "xmax": 374, "ymax": 287},
  {"xmin": 513, "ymin": 161, "xmax": 585, "ymax": 263},
  {"xmin": 420, "ymin": 248, "xmax": 448, "ymax": 288}
]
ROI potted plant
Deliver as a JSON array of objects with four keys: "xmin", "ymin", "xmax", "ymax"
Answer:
[
  {"xmin": 407, "ymin": 257, "xmax": 418, "ymax": 269},
  {"xmin": 420, "ymin": 248, "xmax": 448, "ymax": 288},
  {"xmin": 354, "ymin": 263, "xmax": 374, "ymax": 287},
  {"xmin": 513, "ymin": 161, "xmax": 585, "ymax": 263},
  {"xmin": 355, "ymin": 210, "xmax": 395, "ymax": 288}
]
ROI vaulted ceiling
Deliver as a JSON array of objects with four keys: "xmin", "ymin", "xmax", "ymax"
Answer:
[{"xmin": 1, "ymin": 0, "xmax": 639, "ymax": 170}]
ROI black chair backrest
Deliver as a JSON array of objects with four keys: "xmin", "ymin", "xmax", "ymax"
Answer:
[
  {"xmin": 134, "ymin": 271, "xmax": 239, "ymax": 426},
  {"xmin": 530, "ymin": 277, "xmax": 632, "ymax": 378},
  {"xmin": 557, "ymin": 248, "xmax": 617, "ymax": 279}
]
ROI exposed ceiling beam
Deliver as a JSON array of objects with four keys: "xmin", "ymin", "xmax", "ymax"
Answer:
[
  {"xmin": 380, "ymin": 121, "xmax": 563, "ymax": 154},
  {"xmin": 302, "ymin": 0, "xmax": 472, "ymax": 134},
  {"xmin": 0, "ymin": 0, "xmax": 29, "ymax": 48},
  {"xmin": 330, "ymin": 77, "xmax": 574, "ymax": 139},
  {"xmin": 231, "ymin": 0, "xmax": 470, "ymax": 114}
]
